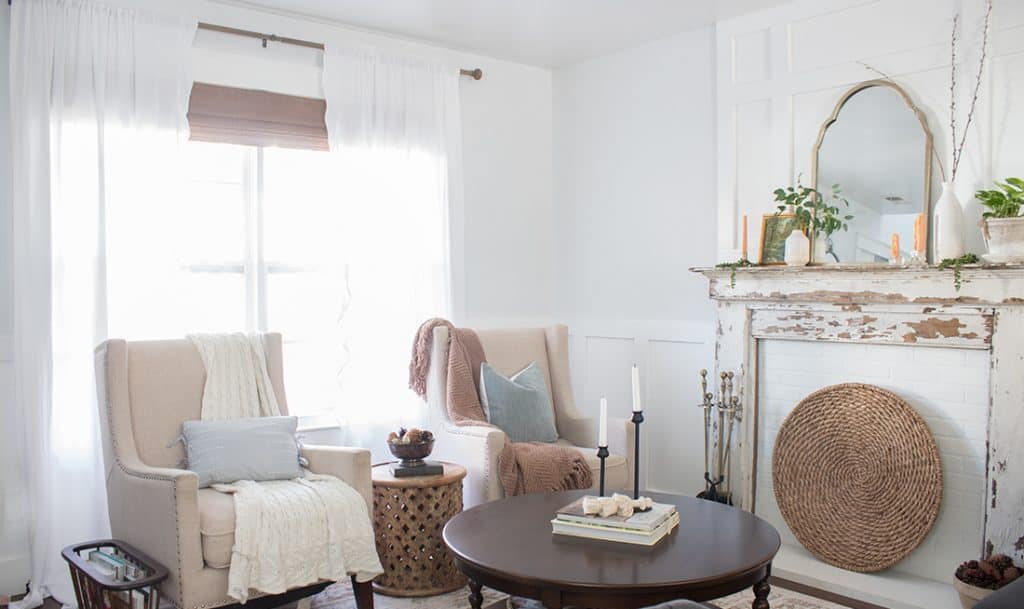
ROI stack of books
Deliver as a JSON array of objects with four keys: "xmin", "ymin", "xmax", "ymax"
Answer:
[{"xmin": 551, "ymin": 497, "xmax": 679, "ymax": 545}]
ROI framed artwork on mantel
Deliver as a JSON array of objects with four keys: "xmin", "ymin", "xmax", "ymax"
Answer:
[{"xmin": 760, "ymin": 213, "xmax": 799, "ymax": 265}]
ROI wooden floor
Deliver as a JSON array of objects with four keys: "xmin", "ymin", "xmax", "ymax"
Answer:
[{"xmin": 26, "ymin": 577, "xmax": 888, "ymax": 609}]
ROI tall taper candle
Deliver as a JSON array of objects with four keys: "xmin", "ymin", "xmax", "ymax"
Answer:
[
  {"xmin": 598, "ymin": 397, "xmax": 608, "ymax": 447},
  {"xmin": 891, "ymin": 233, "xmax": 900, "ymax": 261},
  {"xmin": 741, "ymin": 214, "xmax": 749, "ymax": 260},
  {"xmin": 631, "ymin": 365, "xmax": 641, "ymax": 412}
]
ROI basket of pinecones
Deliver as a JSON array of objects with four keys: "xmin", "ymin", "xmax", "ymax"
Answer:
[{"xmin": 953, "ymin": 554, "xmax": 1022, "ymax": 608}]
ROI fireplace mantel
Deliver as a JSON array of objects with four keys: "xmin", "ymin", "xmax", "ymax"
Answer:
[
  {"xmin": 692, "ymin": 264, "xmax": 1024, "ymax": 564},
  {"xmin": 694, "ymin": 264, "xmax": 1024, "ymax": 306}
]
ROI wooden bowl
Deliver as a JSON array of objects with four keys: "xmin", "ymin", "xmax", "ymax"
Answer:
[{"xmin": 387, "ymin": 438, "xmax": 435, "ymax": 467}]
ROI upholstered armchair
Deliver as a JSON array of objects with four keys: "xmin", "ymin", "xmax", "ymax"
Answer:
[
  {"xmin": 424, "ymin": 325, "xmax": 633, "ymax": 507},
  {"xmin": 94, "ymin": 334, "xmax": 374, "ymax": 609}
]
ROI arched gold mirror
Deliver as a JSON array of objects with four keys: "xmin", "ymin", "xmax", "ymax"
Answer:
[{"xmin": 812, "ymin": 79, "xmax": 934, "ymax": 264}]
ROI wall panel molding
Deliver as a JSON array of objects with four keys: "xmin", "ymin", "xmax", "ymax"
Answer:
[{"xmin": 716, "ymin": 0, "xmax": 1021, "ymax": 261}]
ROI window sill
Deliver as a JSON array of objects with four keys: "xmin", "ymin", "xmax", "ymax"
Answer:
[{"xmin": 297, "ymin": 412, "xmax": 341, "ymax": 432}]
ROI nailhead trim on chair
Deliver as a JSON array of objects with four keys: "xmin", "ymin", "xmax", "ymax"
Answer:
[
  {"xmin": 103, "ymin": 352, "xmax": 188, "ymax": 609},
  {"xmin": 442, "ymin": 421, "xmax": 504, "ymax": 499}
]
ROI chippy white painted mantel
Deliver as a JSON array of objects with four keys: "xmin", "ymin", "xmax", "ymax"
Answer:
[{"xmin": 692, "ymin": 264, "xmax": 1024, "ymax": 563}]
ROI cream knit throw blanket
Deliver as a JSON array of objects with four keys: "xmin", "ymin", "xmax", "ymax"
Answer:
[
  {"xmin": 189, "ymin": 333, "xmax": 383, "ymax": 603},
  {"xmin": 409, "ymin": 319, "xmax": 592, "ymax": 496}
]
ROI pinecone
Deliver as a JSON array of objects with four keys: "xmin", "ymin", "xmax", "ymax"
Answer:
[
  {"xmin": 990, "ymin": 554, "xmax": 1014, "ymax": 571},
  {"xmin": 956, "ymin": 563, "xmax": 998, "ymax": 589},
  {"xmin": 979, "ymin": 560, "xmax": 1001, "ymax": 580},
  {"xmin": 1003, "ymin": 566, "xmax": 1022, "ymax": 584}
]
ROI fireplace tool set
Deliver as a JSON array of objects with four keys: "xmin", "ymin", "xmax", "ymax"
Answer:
[{"xmin": 697, "ymin": 369, "xmax": 742, "ymax": 504}]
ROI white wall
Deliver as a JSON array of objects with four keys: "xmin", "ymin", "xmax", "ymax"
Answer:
[
  {"xmin": 716, "ymin": 0, "xmax": 1024, "ymax": 262},
  {"xmin": 552, "ymin": 29, "xmax": 718, "ymax": 495}
]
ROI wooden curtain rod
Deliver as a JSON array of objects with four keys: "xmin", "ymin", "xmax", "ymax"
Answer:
[{"xmin": 198, "ymin": 22, "xmax": 484, "ymax": 80}]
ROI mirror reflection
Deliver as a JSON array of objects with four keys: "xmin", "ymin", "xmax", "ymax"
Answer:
[{"xmin": 813, "ymin": 81, "xmax": 933, "ymax": 263}]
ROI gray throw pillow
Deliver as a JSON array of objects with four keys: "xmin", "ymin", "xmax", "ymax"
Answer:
[
  {"xmin": 182, "ymin": 416, "xmax": 303, "ymax": 488},
  {"xmin": 480, "ymin": 361, "xmax": 558, "ymax": 443}
]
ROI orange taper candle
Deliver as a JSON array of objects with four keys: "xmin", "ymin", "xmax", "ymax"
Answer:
[
  {"xmin": 921, "ymin": 212, "xmax": 929, "ymax": 253},
  {"xmin": 741, "ymin": 215, "xmax": 748, "ymax": 260},
  {"xmin": 891, "ymin": 233, "xmax": 900, "ymax": 260}
]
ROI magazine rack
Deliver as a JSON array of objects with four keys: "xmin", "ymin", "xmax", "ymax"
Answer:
[{"xmin": 62, "ymin": 540, "xmax": 168, "ymax": 609}]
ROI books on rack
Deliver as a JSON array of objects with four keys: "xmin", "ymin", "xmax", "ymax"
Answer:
[{"xmin": 551, "ymin": 496, "xmax": 679, "ymax": 545}]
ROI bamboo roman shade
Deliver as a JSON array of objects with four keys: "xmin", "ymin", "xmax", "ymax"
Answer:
[{"xmin": 188, "ymin": 83, "xmax": 329, "ymax": 150}]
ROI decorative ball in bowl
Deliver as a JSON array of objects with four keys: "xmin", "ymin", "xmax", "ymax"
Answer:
[{"xmin": 387, "ymin": 428, "xmax": 435, "ymax": 467}]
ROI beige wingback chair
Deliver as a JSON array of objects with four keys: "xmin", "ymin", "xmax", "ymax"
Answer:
[
  {"xmin": 94, "ymin": 334, "xmax": 374, "ymax": 609},
  {"xmin": 424, "ymin": 325, "xmax": 633, "ymax": 507}
]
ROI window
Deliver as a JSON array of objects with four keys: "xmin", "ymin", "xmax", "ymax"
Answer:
[{"xmin": 106, "ymin": 84, "xmax": 449, "ymax": 428}]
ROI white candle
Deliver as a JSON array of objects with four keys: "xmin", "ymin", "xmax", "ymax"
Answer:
[
  {"xmin": 599, "ymin": 397, "xmax": 608, "ymax": 447},
  {"xmin": 631, "ymin": 365, "xmax": 642, "ymax": 412}
]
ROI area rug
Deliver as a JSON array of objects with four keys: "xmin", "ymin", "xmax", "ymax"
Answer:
[
  {"xmin": 312, "ymin": 581, "xmax": 508, "ymax": 609},
  {"xmin": 708, "ymin": 587, "xmax": 848, "ymax": 609},
  {"xmin": 509, "ymin": 586, "xmax": 849, "ymax": 609},
  {"xmin": 312, "ymin": 581, "xmax": 849, "ymax": 609}
]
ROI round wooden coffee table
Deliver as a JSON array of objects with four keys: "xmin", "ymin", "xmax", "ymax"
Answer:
[{"xmin": 443, "ymin": 490, "xmax": 780, "ymax": 609}]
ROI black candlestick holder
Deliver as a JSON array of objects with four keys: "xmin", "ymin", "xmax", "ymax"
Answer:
[
  {"xmin": 596, "ymin": 445, "xmax": 609, "ymax": 496},
  {"xmin": 631, "ymin": 410, "xmax": 644, "ymax": 499}
]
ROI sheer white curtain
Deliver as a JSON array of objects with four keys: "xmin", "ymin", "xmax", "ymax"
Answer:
[
  {"xmin": 9, "ymin": 1, "xmax": 195, "ymax": 606},
  {"xmin": 321, "ymin": 46, "xmax": 462, "ymax": 459}
]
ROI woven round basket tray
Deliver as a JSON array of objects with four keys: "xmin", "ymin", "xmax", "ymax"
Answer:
[{"xmin": 772, "ymin": 383, "xmax": 943, "ymax": 572}]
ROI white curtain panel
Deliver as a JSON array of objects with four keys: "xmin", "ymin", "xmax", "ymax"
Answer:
[
  {"xmin": 321, "ymin": 46, "xmax": 462, "ymax": 458},
  {"xmin": 9, "ymin": 1, "xmax": 196, "ymax": 606}
]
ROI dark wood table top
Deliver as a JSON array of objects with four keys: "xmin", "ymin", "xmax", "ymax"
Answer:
[{"xmin": 444, "ymin": 490, "xmax": 780, "ymax": 596}]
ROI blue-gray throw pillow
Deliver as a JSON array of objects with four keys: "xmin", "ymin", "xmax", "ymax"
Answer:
[
  {"xmin": 182, "ymin": 416, "xmax": 303, "ymax": 488},
  {"xmin": 479, "ymin": 361, "xmax": 558, "ymax": 443}
]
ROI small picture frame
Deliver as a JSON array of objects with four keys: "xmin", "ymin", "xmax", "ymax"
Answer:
[{"xmin": 759, "ymin": 213, "xmax": 800, "ymax": 265}]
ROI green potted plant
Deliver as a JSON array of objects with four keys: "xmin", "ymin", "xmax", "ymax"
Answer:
[
  {"xmin": 773, "ymin": 179, "xmax": 853, "ymax": 264},
  {"xmin": 975, "ymin": 177, "xmax": 1024, "ymax": 262}
]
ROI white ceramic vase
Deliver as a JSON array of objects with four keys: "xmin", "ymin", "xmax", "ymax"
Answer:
[
  {"xmin": 784, "ymin": 229, "xmax": 810, "ymax": 266},
  {"xmin": 933, "ymin": 181, "xmax": 965, "ymax": 261},
  {"xmin": 812, "ymin": 234, "xmax": 829, "ymax": 264}
]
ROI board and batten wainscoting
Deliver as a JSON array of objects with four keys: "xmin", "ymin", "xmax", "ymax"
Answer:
[
  {"xmin": 566, "ymin": 320, "xmax": 714, "ymax": 496},
  {"xmin": 715, "ymin": 0, "xmax": 1024, "ymax": 261}
]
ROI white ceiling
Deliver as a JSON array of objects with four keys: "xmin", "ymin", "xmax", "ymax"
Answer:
[{"xmin": 228, "ymin": 0, "xmax": 789, "ymax": 67}]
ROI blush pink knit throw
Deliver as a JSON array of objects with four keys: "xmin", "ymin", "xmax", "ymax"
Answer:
[{"xmin": 409, "ymin": 319, "xmax": 592, "ymax": 496}]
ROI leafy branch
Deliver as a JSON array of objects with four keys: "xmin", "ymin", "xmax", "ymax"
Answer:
[{"xmin": 773, "ymin": 177, "xmax": 853, "ymax": 236}]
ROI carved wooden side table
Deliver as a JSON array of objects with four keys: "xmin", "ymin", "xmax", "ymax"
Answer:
[{"xmin": 371, "ymin": 461, "xmax": 467, "ymax": 597}]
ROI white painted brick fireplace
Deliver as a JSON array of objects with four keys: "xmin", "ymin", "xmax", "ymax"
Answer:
[
  {"xmin": 694, "ymin": 265, "xmax": 1024, "ymax": 609},
  {"xmin": 757, "ymin": 340, "xmax": 988, "ymax": 582}
]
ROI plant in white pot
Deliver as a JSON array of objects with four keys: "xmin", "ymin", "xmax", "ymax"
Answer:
[{"xmin": 976, "ymin": 178, "xmax": 1024, "ymax": 262}]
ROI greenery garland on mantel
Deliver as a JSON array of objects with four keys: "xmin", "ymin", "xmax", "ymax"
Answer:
[
  {"xmin": 708, "ymin": 255, "xmax": 1014, "ymax": 293},
  {"xmin": 938, "ymin": 253, "xmax": 981, "ymax": 291},
  {"xmin": 714, "ymin": 259, "xmax": 755, "ymax": 288}
]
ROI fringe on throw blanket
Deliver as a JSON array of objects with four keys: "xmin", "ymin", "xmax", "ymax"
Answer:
[{"xmin": 409, "ymin": 319, "xmax": 593, "ymax": 496}]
